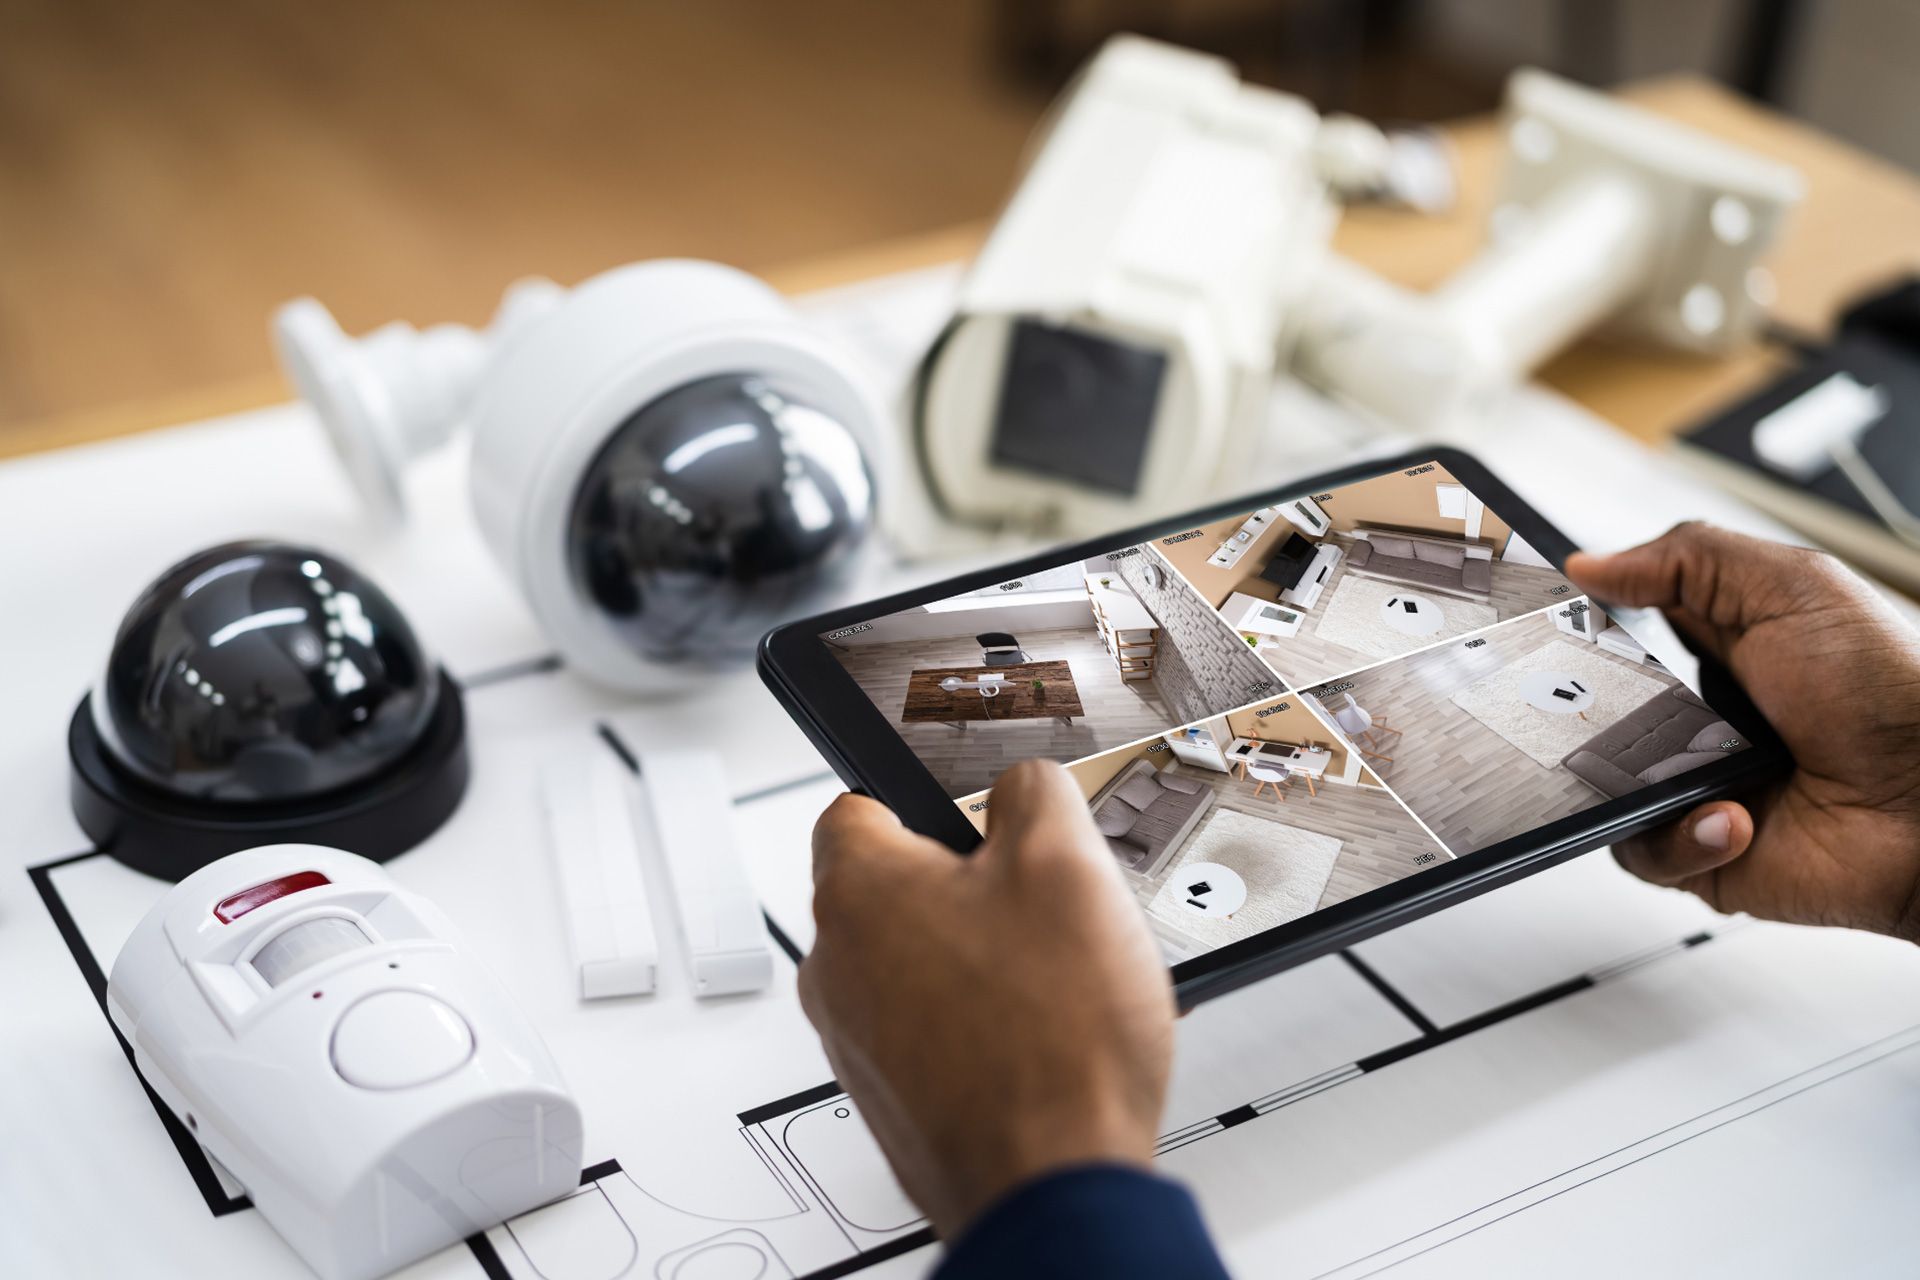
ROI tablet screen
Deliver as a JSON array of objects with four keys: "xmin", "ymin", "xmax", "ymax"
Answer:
[{"xmin": 820, "ymin": 459, "xmax": 1751, "ymax": 962}]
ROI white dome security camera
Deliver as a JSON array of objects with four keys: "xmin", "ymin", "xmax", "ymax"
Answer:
[{"xmin": 275, "ymin": 260, "xmax": 885, "ymax": 692}]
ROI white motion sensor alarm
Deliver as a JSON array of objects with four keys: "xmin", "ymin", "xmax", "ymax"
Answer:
[
  {"xmin": 276, "ymin": 260, "xmax": 885, "ymax": 691},
  {"xmin": 108, "ymin": 845, "xmax": 584, "ymax": 1280}
]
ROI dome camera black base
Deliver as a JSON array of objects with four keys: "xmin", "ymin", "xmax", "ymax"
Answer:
[{"xmin": 68, "ymin": 671, "xmax": 470, "ymax": 882}]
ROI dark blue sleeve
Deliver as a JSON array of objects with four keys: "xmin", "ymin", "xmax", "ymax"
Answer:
[{"xmin": 933, "ymin": 1164, "xmax": 1231, "ymax": 1280}]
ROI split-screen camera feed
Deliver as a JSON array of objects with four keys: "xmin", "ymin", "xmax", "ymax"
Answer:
[{"xmin": 825, "ymin": 460, "xmax": 1752, "ymax": 962}]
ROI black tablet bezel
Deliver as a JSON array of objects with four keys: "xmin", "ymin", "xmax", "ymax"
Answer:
[{"xmin": 759, "ymin": 447, "xmax": 1790, "ymax": 1008}]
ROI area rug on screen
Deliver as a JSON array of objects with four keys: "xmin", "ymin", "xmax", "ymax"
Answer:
[
  {"xmin": 1308, "ymin": 574, "xmax": 1497, "ymax": 661},
  {"xmin": 1449, "ymin": 639, "xmax": 1668, "ymax": 766},
  {"xmin": 1147, "ymin": 809, "xmax": 1342, "ymax": 949}
]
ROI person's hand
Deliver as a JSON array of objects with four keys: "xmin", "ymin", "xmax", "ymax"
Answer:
[
  {"xmin": 1566, "ymin": 523, "xmax": 1920, "ymax": 941},
  {"xmin": 799, "ymin": 759, "xmax": 1175, "ymax": 1239}
]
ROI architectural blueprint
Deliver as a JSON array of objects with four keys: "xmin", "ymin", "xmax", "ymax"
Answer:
[{"xmin": 5, "ymin": 264, "xmax": 1919, "ymax": 1279}]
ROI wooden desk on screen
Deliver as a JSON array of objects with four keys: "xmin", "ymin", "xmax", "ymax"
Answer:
[{"xmin": 901, "ymin": 661, "xmax": 1084, "ymax": 728}]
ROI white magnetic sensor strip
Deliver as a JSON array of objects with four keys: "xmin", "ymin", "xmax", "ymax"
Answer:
[
  {"xmin": 540, "ymin": 750, "xmax": 659, "ymax": 998},
  {"xmin": 635, "ymin": 749, "xmax": 774, "ymax": 998}
]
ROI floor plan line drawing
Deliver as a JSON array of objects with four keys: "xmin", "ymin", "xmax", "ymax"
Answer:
[
  {"xmin": 34, "ymin": 757, "xmax": 1750, "ymax": 1280},
  {"xmin": 22, "ymin": 663, "xmax": 889, "ymax": 1280},
  {"xmin": 477, "ymin": 1157, "xmax": 823, "ymax": 1280},
  {"xmin": 26, "ymin": 699, "xmax": 1783, "ymax": 1280},
  {"xmin": 720, "ymin": 911, "xmax": 1748, "ymax": 1263},
  {"xmin": 1310, "ymin": 1024, "xmax": 1920, "ymax": 1280},
  {"xmin": 19, "ymin": 646, "xmax": 835, "ymax": 1239},
  {"xmin": 656, "ymin": 1229, "xmax": 798, "ymax": 1280},
  {"xmin": 779, "ymin": 1100, "xmax": 924, "ymax": 1234},
  {"xmin": 26, "ymin": 847, "xmax": 253, "ymax": 1219},
  {"xmin": 501, "ymin": 1182, "xmax": 639, "ymax": 1280},
  {"xmin": 738, "ymin": 1103, "xmax": 935, "ymax": 1277},
  {"xmin": 741, "ymin": 1129, "xmax": 815, "ymax": 1214},
  {"xmin": 478, "ymin": 1150, "xmax": 923, "ymax": 1280},
  {"xmin": 1339, "ymin": 951, "xmax": 1440, "ymax": 1034}
]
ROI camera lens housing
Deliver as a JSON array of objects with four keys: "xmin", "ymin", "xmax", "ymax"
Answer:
[
  {"xmin": 468, "ymin": 261, "xmax": 882, "ymax": 691},
  {"xmin": 69, "ymin": 542, "xmax": 468, "ymax": 880}
]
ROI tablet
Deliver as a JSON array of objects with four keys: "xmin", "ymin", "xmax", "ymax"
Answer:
[{"xmin": 759, "ymin": 448, "xmax": 1788, "ymax": 1005}]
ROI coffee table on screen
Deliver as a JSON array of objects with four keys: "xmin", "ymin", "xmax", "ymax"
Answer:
[
  {"xmin": 1172, "ymin": 862, "xmax": 1247, "ymax": 918},
  {"xmin": 1518, "ymin": 670, "xmax": 1597, "ymax": 721},
  {"xmin": 1380, "ymin": 592, "xmax": 1445, "ymax": 637}
]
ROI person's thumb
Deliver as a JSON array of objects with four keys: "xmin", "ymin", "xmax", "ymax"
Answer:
[
  {"xmin": 1567, "ymin": 523, "xmax": 1848, "ymax": 657},
  {"xmin": 981, "ymin": 759, "xmax": 1109, "ymax": 872},
  {"xmin": 1611, "ymin": 800, "xmax": 1754, "ymax": 902}
]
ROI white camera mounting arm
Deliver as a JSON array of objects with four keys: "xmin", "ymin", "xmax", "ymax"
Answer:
[
  {"xmin": 276, "ymin": 278, "xmax": 564, "ymax": 527},
  {"xmin": 1294, "ymin": 69, "xmax": 1804, "ymax": 436}
]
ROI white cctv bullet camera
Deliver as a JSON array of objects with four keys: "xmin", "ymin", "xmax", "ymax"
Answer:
[
  {"xmin": 903, "ymin": 37, "xmax": 1338, "ymax": 547},
  {"xmin": 276, "ymin": 260, "xmax": 885, "ymax": 691},
  {"xmin": 905, "ymin": 37, "xmax": 1802, "ymax": 548}
]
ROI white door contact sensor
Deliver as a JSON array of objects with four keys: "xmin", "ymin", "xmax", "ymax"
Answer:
[
  {"xmin": 635, "ymin": 749, "xmax": 775, "ymax": 998},
  {"xmin": 541, "ymin": 748, "xmax": 661, "ymax": 999}
]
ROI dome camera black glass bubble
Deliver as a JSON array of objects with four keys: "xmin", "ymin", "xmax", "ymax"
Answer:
[
  {"xmin": 565, "ymin": 372, "xmax": 875, "ymax": 665},
  {"xmin": 92, "ymin": 542, "xmax": 440, "ymax": 803}
]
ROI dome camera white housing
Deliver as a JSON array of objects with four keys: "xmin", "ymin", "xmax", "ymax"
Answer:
[{"xmin": 277, "ymin": 261, "xmax": 886, "ymax": 693}]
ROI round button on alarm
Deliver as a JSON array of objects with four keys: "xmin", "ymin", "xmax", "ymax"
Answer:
[{"xmin": 330, "ymin": 990, "xmax": 475, "ymax": 1090}]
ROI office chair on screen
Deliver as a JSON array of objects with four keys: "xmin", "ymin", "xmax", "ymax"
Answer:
[{"xmin": 977, "ymin": 632, "xmax": 1031, "ymax": 665}]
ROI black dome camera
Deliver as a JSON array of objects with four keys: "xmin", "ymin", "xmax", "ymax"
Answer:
[{"xmin": 68, "ymin": 542, "xmax": 468, "ymax": 880}]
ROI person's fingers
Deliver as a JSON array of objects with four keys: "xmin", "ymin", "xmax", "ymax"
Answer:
[
  {"xmin": 1611, "ymin": 800, "xmax": 1754, "ymax": 892},
  {"xmin": 1565, "ymin": 524, "xmax": 1833, "ymax": 657}
]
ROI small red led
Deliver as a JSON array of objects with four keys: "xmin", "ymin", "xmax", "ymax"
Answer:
[{"xmin": 214, "ymin": 871, "xmax": 331, "ymax": 923}]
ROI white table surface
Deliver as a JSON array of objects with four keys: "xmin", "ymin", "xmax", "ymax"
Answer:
[
  {"xmin": 6, "ymin": 262, "xmax": 1920, "ymax": 1280},
  {"xmin": 1379, "ymin": 590, "xmax": 1446, "ymax": 637},
  {"xmin": 1225, "ymin": 738, "xmax": 1332, "ymax": 777}
]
